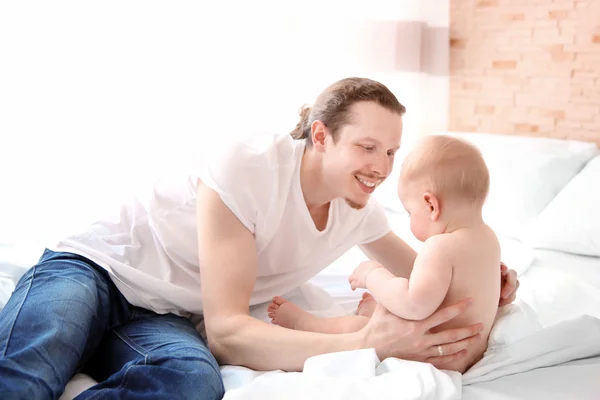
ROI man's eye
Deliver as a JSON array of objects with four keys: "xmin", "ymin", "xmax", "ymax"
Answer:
[{"xmin": 362, "ymin": 145, "xmax": 374, "ymax": 151}]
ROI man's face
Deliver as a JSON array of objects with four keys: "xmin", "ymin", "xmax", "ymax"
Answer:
[{"xmin": 323, "ymin": 101, "xmax": 403, "ymax": 210}]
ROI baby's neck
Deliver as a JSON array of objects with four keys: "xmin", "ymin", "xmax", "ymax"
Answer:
[{"xmin": 440, "ymin": 207, "xmax": 485, "ymax": 234}]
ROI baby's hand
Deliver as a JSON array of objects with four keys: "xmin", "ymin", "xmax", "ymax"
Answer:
[{"xmin": 349, "ymin": 261, "xmax": 383, "ymax": 290}]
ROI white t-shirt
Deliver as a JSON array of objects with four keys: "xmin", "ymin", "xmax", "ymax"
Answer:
[{"xmin": 53, "ymin": 133, "xmax": 391, "ymax": 317}]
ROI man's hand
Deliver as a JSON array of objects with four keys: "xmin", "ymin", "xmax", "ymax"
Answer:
[
  {"xmin": 349, "ymin": 261, "xmax": 383, "ymax": 290},
  {"xmin": 499, "ymin": 262, "xmax": 519, "ymax": 307},
  {"xmin": 362, "ymin": 298, "xmax": 483, "ymax": 368}
]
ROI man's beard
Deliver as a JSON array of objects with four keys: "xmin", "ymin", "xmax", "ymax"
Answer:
[{"xmin": 345, "ymin": 198, "xmax": 366, "ymax": 210}]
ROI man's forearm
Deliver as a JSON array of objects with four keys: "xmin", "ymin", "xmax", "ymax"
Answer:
[
  {"xmin": 295, "ymin": 315, "xmax": 370, "ymax": 334},
  {"xmin": 208, "ymin": 314, "xmax": 364, "ymax": 371},
  {"xmin": 359, "ymin": 233, "xmax": 417, "ymax": 279},
  {"xmin": 366, "ymin": 268, "xmax": 430, "ymax": 320}
]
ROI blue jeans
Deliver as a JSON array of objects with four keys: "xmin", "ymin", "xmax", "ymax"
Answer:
[{"xmin": 0, "ymin": 249, "xmax": 224, "ymax": 400}]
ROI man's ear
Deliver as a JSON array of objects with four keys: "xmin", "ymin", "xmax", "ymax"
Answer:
[
  {"xmin": 423, "ymin": 192, "xmax": 441, "ymax": 221},
  {"xmin": 311, "ymin": 120, "xmax": 328, "ymax": 152}
]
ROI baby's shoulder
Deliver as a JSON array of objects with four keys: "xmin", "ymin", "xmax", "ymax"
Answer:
[
  {"xmin": 470, "ymin": 224, "xmax": 501, "ymax": 250},
  {"xmin": 421, "ymin": 234, "xmax": 456, "ymax": 258},
  {"xmin": 451, "ymin": 226, "xmax": 501, "ymax": 262},
  {"xmin": 454, "ymin": 225, "xmax": 499, "ymax": 245}
]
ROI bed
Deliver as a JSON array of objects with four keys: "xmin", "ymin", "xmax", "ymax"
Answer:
[{"xmin": 1, "ymin": 132, "xmax": 600, "ymax": 399}]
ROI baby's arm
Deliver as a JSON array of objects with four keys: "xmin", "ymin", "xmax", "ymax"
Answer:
[{"xmin": 365, "ymin": 240, "xmax": 453, "ymax": 320}]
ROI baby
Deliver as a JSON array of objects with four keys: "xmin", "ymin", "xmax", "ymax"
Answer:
[{"xmin": 268, "ymin": 134, "xmax": 501, "ymax": 373}]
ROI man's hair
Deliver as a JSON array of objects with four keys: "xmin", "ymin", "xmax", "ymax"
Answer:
[
  {"xmin": 290, "ymin": 77, "xmax": 406, "ymax": 146},
  {"xmin": 400, "ymin": 135, "xmax": 490, "ymax": 206}
]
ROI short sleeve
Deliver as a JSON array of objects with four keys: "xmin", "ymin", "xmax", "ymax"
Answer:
[
  {"xmin": 359, "ymin": 200, "xmax": 392, "ymax": 244},
  {"xmin": 198, "ymin": 142, "xmax": 267, "ymax": 234}
]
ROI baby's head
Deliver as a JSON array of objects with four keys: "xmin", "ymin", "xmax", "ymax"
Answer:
[{"xmin": 398, "ymin": 135, "xmax": 490, "ymax": 241}]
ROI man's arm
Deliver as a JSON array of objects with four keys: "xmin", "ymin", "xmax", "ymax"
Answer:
[
  {"xmin": 365, "ymin": 241, "xmax": 453, "ymax": 320},
  {"xmin": 359, "ymin": 231, "xmax": 417, "ymax": 279},
  {"xmin": 197, "ymin": 182, "xmax": 364, "ymax": 371}
]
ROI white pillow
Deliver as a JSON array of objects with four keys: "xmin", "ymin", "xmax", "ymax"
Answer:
[
  {"xmin": 440, "ymin": 132, "xmax": 598, "ymax": 239},
  {"xmin": 521, "ymin": 155, "xmax": 600, "ymax": 257}
]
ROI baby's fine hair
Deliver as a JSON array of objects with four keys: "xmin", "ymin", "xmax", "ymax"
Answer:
[{"xmin": 400, "ymin": 135, "xmax": 490, "ymax": 206}]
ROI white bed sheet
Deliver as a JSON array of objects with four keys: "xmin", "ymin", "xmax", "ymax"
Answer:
[{"xmin": 462, "ymin": 356, "xmax": 600, "ymax": 400}]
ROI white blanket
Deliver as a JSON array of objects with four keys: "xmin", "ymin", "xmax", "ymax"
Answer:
[{"xmin": 221, "ymin": 296, "xmax": 600, "ymax": 400}]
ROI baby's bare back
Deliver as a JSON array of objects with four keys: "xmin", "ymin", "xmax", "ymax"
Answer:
[{"xmin": 431, "ymin": 225, "xmax": 501, "ymax": 372}]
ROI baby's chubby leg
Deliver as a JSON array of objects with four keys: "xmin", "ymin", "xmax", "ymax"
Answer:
[{"xmin": 268, "ymin": 297, "xmax": 370, "ymax": 334}]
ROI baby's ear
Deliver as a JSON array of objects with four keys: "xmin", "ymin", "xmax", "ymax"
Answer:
[{"xmin": 423, "ymin": 192, "xmax": 440, "ymax": 221}]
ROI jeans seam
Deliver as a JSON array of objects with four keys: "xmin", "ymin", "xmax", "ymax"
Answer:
[
  {"xmin": 112, "ymin": 329, "xmax": 149, "ymax": 361},
  {"xmin": 1, "ymin": 265, "xmax": 36, "ymax": 357}
]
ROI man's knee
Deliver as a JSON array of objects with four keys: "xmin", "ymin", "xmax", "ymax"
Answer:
[
  {"xmin": 5, "ymin": 255, "xmax": 107, "ymax": 360},
  {"xmin": 32, "ymin": 253, "xmax": 108, "ymax": 312},
  {"xmin": 0, "ymin": 359, "xmax": 58, "ymax": 400},
  {"xmin": 38, "ymin": 266, "xmax": 99, "ymax": 320},
  {"xmin": 154, "ymin": 351, "xmax": 225, "ymax": 400}
]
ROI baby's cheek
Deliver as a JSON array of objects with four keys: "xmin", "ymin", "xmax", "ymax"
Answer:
[
  {"xmin": 410, "ymin": 219, "xmax": 426, "ymax": 242},
  {"xmin": 409, "ymin": 219, "xmax": 419, "ymax": 237}
]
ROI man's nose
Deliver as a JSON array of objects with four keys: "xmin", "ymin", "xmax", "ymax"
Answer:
[{"xmin": 373, "ymin": 152, "xmax": 391, "ymax": 178}]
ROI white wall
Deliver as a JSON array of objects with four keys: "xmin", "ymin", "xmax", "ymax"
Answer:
[{"xmin": 0, "ymin": 1, "xmax": 448, "ymax": 246}]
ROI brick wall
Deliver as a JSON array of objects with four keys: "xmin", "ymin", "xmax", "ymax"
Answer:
[{"xmin": 450, "ymin": 0, "xmax": 600, "ymax": 145}]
